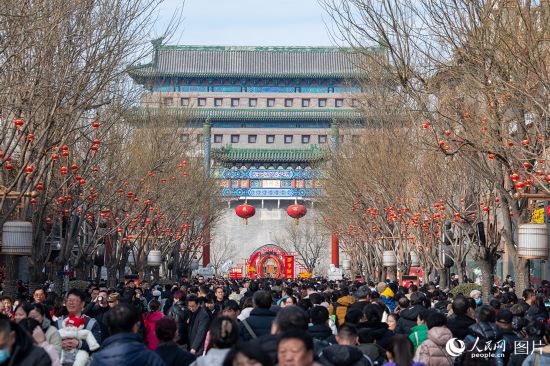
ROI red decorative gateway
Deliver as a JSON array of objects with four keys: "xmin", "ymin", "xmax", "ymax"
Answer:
[
  {"xmin": 287, "ymin": 204, "xmax": 307, "ymax": 225},
  {"xmin": 235, "ymin": 202, "xmax": 256, "ymax": 225}
]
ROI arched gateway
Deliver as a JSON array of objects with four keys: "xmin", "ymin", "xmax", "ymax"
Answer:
[{"xmin": 247, "ymin": 244, "xmax": 295, "ymax": 279}]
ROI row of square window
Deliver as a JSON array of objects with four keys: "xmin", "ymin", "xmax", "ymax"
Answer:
[
  {"xmin": 170, "ymin": 98, "xmax": 355, "ymax": 108},
  {"xmin": 213, "ymin": 134, "xmax": 329, "ymax": 144},
  {"xmin": 181, "ymin": 134, "xmax": 358, "ymax": 144}
]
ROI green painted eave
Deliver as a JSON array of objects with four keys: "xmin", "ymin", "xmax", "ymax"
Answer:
[
  {"xmin": 211, "ymin": 146, "xmax": 330, "ymax": 163},
  {"xmin": 130, "ymin": 107, "xmax": 363, "ymax": 121}
]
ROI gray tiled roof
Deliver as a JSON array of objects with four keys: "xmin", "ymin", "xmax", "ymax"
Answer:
[
  {"xmin": 129, "ymin": 45, "xmax": 374, "ymax": 79},
  {"xmin": 131, "ymin": 107, "xmax": 363, "ymax": 121}
]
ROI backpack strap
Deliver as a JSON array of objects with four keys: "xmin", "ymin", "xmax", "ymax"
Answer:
[
  {"xmin": 85, "ymin": 317, "xmax": 97, "ymax": 331},
  {"xmin": 241, "ymin": 319, "xmax": 257, "ymax": 339},
  {"xmin": 534, "ymin": 352, "xmax": 539, "ymax": 366}
]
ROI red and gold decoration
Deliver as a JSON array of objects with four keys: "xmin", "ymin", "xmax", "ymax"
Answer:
[
  {"xmin": 235, "ymin": 201, "xmax": 256, "ymax": 225},
  {"xmin": 287, "ymin": 202, "xmax": 307, "ymax": 225},
  {"xmin": 247, "ymin": 244, "xmax": 295, "ymax": 279}
]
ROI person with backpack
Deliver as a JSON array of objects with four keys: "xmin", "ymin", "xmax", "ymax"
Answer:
[{"xmin": 238, "ymin": 290, "xmax": 276, "ymax": 341}]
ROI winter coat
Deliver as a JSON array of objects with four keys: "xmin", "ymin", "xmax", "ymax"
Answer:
[
  {"xmin": 168, "ymin": 300, "xmax": 189, "ymax": 345},
  {"xmin": 380, "ymin": 287, "xmax": 397, "ymax": 313},
  {"xmin": 409, "ymin": 324, "xmax": 428, "ymax": 351},
  {"xmin": 308, "ymin": 324, "xmax": 337, "ymax": 344},
  {"xmin": 188, "ymin": 307, "xmax": 211, "ymax": 354},
  {"xmin": 155, "ymin": 342, "xmax": 196, "ymax": 366},
  {"xmin": 144, "ymin": 311, "xmax": 165, "ymax": 350},
  {"xmin": 446, "ymin": 314, "xmax": 476, "ymax": 340},
  {"xmin": 457, "ymin": 322, "xmax": 502, "ymax": 366},
  {"xmin": 37, "ymin": 342, "xmax": 61, "ymax": 366},
  {"xmin": 357, "ymin": 343, "xmax": 387, "ymax": 366},
  {"xmin": 520, "ymin": 350, "xmax": 550, "ymax": 366},
  {"xmin": 329, "ymin": 295, "xmax": 355, "ymax": 326},
  {"xmin": 495, "ymin": 327, "xmax": 522, "ymax": 366},
  {"xmin": 319, "ymin": 344, "xmax": 373, "ymax": 366},
  {"xmin": 238, "ymin": 307, "xmax": 276, "ymax": 341},
  {"xmin": 396, "ymin": 305, "xmax": 426, "ymax": 335},
  {"xmin": 89, "ymin": 332, "xmax": 165, "ymax": 366},
  {"xmin": 42, "ymin": 318, "xmax": 62, "ymax": 357},
  {"xmin": 525, "ymin": 304, "xmax": 548, "ymax": 321},
  {"xmin": 55, "ymin": 314, "xmax": 102, "ymax": 352},
  {"xmin": 191, "ymin": 348, "xmax": 230, "ymax": 366},
  {"xmin": 347, "ymin": 300, "xmax": 370, "ymax": 314},
  {"xmin": 414, "ymin": 326, "xmax": 455, "ymax": 366},
  {"xmin": 357, "ymin": 321, "xmax": 394, "ymax": 349},
  {"xmin": 465, "ymin": 322, "xmax": 500, "ymax": 343},
  {"xmin": 4, "ymin": 344, "xmax": 51, "ymax": 366}
]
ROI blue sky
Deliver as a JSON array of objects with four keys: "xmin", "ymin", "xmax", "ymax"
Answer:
[{"xmin": 152, "ymin": 0, "xmax": 334, "ymax": 46}]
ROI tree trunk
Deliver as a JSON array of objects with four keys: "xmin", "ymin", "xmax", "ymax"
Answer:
[
  {"xmin": 512, "ymin": 256, "xmax": 529, "ymax": 296},
  {"xmin": 107, "ymin": 267, "xmax": 117, "ymax": 288},
  {"xmin": 477, "ymin": 259, "xmax": 495, "ymax": 304},
  {"xmin": 437, "ymin": 267, "xmax": 448, "ymax": 289},
  {"xmin": 3, "ymin": 256, "xmax": 19, "ymax": 297}
]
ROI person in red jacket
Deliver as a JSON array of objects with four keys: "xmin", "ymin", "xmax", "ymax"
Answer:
[{"xmin": 144, "ymin": 300, "xmax": 165, "ymax": 350}]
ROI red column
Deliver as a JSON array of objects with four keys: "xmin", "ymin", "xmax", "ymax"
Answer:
[{"xmin": 331, "ymin": 231, "xmax": 339, "ymax": 268}]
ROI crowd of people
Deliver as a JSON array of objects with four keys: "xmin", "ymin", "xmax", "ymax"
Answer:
[{"xmin": 0, "ymin": 276, "xmax": 548, "ymax": 366}]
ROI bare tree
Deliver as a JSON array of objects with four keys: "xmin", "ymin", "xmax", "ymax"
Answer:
[
  {"xmin": 209, "ymin": 238, "xmax": 236, "ymax": 277},
  {"xmin": 321, "ymin": 0, "xmax": 550, "ymax": 294},
  {"xmin": 274, "ymin": 221, "xmax": 326, "ymax": 274}
]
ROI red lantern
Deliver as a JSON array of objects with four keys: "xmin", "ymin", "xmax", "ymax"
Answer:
[
  {"xmin": 14, "ymin": 119, "xmax": 24, "ymax": 128},
  {"xmin": 92, "ymin": 121, "xmax": 100, "ymax": 129},
  {"xmin": 235, "ymin": 202, "xmax": 256, "ymax": 225},
  {"xmin": 287, "ymin": 203, "xmax": 307, "ymax": 225}
]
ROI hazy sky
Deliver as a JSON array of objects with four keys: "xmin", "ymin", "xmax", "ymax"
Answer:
[{"xmin": 153, "ymin": 0, "xmax": 335, "ymax": 46}]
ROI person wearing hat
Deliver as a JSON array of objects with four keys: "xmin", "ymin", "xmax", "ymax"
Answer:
[
  {"xmin": 108, "ymin": 293, "xmax": 120, "ymax": 309},
  {"xmin": 469, "ymin": 289, "xmax": 482, "ymax": 306},
  {"xmin": 494, "ymin": 309, "xmax": 521, "ymax": 365},
  {"xmin": 347, "ymin": 286, "xmax": 372, "ymax": 314}
]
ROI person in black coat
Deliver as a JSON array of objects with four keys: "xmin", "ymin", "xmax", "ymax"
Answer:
[
  {"xmin": 167, "ymin": 291, "xmax": 189, "ymax": 346},
  {"xmin": 395, "ymin": 292, "xmax": 427, "ymax": 335},
  {"xmin": 356, "ymin": 303, "xmax": 393, "ymax": 349},
  {"xmin": 187, "ymin": 295, "xmax": 211, "ymax": 355},
  {"xmin": 0, "ymin": 317, "xmax": 51, "ymax": 366},
  {"xmin": 89, "ymin": 303, "xmax": 165, "ymax": 366},
  {"xmin": 155, "ymin": 317, "xmax": 195, "ymax": 366},
  {"xmin": 447, "ymin": 296, "xmax": 476, "ymax": 340},
  {"xmin": 239, "ymin": 290, "xmax": 276, "ymax": 341},
  {"xmin": 307, "ymin": 306, "xmax": 336, "ymax": 344}
]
